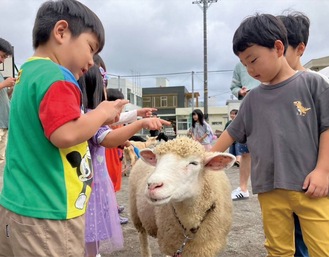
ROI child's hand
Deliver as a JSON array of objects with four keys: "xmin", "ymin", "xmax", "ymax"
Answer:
[
  {"xmin": 98, "ymin": 99, "xmax": 129, "ymax": 125},
  {"xmin": 303, "ymin": 168, "xmax": 329, "ymax": 198},
  {"xmin": 141, "ymin": 118, "xmax": 170, "ymax": 131},
  {"xmin": 137, "ymin": 108, "xmax": 157, "ymax": 118}
]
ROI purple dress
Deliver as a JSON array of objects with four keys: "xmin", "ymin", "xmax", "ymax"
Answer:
[{"xmin": 85, "ymin": 125, "xmax": 124, "ymax": 255}]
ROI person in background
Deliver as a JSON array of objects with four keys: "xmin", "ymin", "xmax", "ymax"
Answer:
[
  {"xmin": 0, "ymin": 38, "xmax": 16, "ymax": 165},
  {"xmin": 229, "ymin": 62, "xmax": 260, "ymax": 200},
  {"xmin": 149, "ymin": 112, "xmax": 160, "ymax": 137},
  {"xmin": 0, "ymin": 1, "xmax": 128, "ymax": 256},
  {"xmin": 224, "ymin": 109, "xmax": 241, "ymax": 168},
  {"xmin": 213, "ymin": 13, "xmax": 329, "ymax": 256},
  {"xmin": 188, "ymin": 109, "xmax": 212, "ymax": 151}
]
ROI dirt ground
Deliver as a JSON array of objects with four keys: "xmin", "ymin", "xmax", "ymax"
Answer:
[
  {"xmin": 0, "ymin": 163, "xmax": 267, "ymax": 257},
  {"xmin": 106, "ymin": 166, "xmax": 267, "ymax": 257}
]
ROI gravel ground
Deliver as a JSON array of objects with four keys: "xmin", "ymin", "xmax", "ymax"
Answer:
[{"xmin": 0, "ymin": 162, "xmax": 267, "ymax": 257}]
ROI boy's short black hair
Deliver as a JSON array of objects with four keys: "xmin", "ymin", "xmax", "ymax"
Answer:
[
  {"xmin": 33, "ymin": 0, "xmax": 104, "ymax": 53},
  {"xmin": 277, "ymin": 12, "xmax": 310, "ymax": 49},
  {"xmin": 230, "ymin": 109, "xmax": 238, "ymax": 115},
  {"xmin": 0, "ymin": 38, "xmax": 13, "ymax": 55},
  {"xmin": 233, "ymin": 13, "xmax": 288, "ymax": 56},
  {"xmin": 106, "ymin": 88, "xmax": 124, "ymax": 101}
]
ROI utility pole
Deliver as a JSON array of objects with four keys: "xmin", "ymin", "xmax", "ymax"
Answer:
[{"xmin": 192, "ymin": 0, "xmax": 218, "ymax": 120}]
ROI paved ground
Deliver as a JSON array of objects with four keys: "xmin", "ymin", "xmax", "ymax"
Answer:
[{"xmin": 0, "ymin": 162, "xmax": 267, "ymax": 257}]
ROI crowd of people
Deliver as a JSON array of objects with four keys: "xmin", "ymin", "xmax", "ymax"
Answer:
[{"xmin": 0, "ymin": 0, "xmax": 328, "ymax": 257}]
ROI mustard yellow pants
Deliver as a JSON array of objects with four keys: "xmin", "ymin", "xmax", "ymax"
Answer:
[{"xmin": 258, "ymin": 189, "xmax": 329, "ymax": 257}]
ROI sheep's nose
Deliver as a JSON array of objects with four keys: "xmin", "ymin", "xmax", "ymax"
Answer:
[{"xmin": 147, "ymin": 182, "xmax": 163, "ymax": 191}]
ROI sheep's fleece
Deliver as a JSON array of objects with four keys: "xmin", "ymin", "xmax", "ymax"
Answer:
[{"xmin": 129, "ymin": 136, "xmax": 235, "ymax": 257}]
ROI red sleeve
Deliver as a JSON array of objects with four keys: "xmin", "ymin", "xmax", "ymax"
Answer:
[{"xmin": 39, "ymin": 81, "xmax": 82, "ymax": 139}]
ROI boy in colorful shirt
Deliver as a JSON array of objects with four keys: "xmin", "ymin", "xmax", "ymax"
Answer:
[
  {"xmin": 0, "ymin": 1, "xmax": 127, "ymax": 256},
  {"xmin": 212, "ymin": 13, "xmax": 329, "ymax": 256}
]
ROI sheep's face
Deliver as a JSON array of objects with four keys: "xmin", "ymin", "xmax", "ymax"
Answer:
[
  {"xmin": 144, "ymin": 153, "xmax": 204, "ymax": 205},
  {"xmin": 140, "ymin": 137, "xmax": 235, "ymax": 206}
]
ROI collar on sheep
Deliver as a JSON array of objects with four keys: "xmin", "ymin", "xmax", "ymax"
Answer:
[{"xmin": 172, "ymin": 203, "xmax": 216, "ymax": 256}]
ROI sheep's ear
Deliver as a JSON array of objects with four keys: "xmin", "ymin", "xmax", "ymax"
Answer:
[
  {"xmin": 204, "ymin": 152, "xmax": 236, "ymax": 171},
  {"xmin": 140, "ymin": 149, "xmax": 157, "ymax": 166}
]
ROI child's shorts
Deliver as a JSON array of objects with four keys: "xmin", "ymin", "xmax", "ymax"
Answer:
[{"xmin": 229, "ymin": 143, "xmax": 249, "ymax": 156}]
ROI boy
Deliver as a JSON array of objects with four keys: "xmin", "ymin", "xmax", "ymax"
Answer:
[
  {"xmin": 0, "ymin": 38, "xmax": 16, "ymax": 165},
  {"xmin": 0, "ymin": 1, "xmax": 128, "ymax": 256},
  {"xmin": 212, "ymin": 13, "xmax": 329, "ymax": 256}
]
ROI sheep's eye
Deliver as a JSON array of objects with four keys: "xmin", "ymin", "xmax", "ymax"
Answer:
[{"xmin": 189, "ymin": 161, "xmax": 198, "ymax": 166}]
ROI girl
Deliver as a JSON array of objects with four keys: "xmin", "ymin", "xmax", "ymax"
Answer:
[
  {"xmin": 79, "ymin": 64, "xmax": 169, "ymax": 257},
  {"xmin": 188, "ymin": 109, "xmax": 212, "ymax": 151}
]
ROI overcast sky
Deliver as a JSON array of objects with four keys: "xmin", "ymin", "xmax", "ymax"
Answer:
[{"xmin": 2, "ymin": 0, "xmax": 329, "ymax": 106}]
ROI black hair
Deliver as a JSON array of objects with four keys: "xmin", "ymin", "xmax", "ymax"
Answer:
[
  {"xmin": 233, "ymin": 13, "xmax": 288, "ymax": 56},
  {"xmin": 230, "ymin": 109, "xmax": 238, "ymax": 115},
  {"xmin": 79, "ymin": 65, "xmax": 104, "ymax": 109},
  {"xmin": 33, "ymin": 0, "xmax": 104, "ymax": 53},
  {"xmin": 277, "ymin": 12, "xmax": 310, "ymax": 49},
  {"xmin": 106, "ymin": 88, "xmax": 124, "ymax": 101},
  {"xmin": 191, "ymin": 109, "xmax": 205, "ymax": 128},
  {"xmin": 94, "ymin": 54, "xmax": 106, "ymax": 70},
  {"xmin": 0, "ymin": 38, "xmax": 13, "ymax": 55}
]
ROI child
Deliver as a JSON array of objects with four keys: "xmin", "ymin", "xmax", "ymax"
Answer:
[
  {"xmin": 212, "ymin": 13, "xmax": 329, "ymax": 256},
  {"xmin": 80, "ymin": 64, "xmax": 170, "ymax": 257},
  {"xmin": 0, "ymin": 38, "xmax": 16, "ymax": 165},
  {"xmin": 0, "ymin": 1, "xmax": 128, "ymax": 257},
  {"xmin": 188, "ymin": 109, "xmax": 212, "ymax": 151}
]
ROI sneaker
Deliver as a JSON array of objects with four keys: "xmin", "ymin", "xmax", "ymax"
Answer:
[
  {"xmin": 231, "ymin": 187, "xmax": 249, "ymax": 200},
  {"xmin": 119, "ymin": 216, "xmax": 129, "ymax": 225},
  {"xmin": 118, "ymin": 205, "xmax": 125, "ymax": 214}
]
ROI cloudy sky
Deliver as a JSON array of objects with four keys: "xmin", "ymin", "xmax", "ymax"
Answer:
[{"xmin": 2, "ymin": 0, "xmax": 329, "ymax": 106}]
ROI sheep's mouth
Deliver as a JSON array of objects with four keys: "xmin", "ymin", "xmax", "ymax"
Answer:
[{"xmin": 148, "ymin": 195, "xmax": 171, "ymax": 205}]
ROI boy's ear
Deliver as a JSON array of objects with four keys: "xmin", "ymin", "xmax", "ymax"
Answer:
[
  {"xmin": 274, "ymin": 40, "xmax": 285, "ymax": 57},
  {"xmin": 53, "ymin": 20, "xmax": 69, "ymax": 43},
  {"xmin": 297, "ymin": 42, "xmax": 306, "ymax": 57}
]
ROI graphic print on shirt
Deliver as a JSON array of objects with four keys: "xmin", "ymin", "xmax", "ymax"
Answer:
[
  {"xmin": 66, "ymin": 146, "xmax": 93, "ymax": 210},
  {"xmin": 293, "ymin": 101, "xmax": 311, "ymax": 116}
]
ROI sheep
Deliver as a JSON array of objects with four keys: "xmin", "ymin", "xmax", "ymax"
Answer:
[
  {"xmin": 123, "ymin": 136, "xmax": 158, "ymax": 176},
  {"xmin": 129, "ymin": 136, "xmax": 235, "ymax": 257}
]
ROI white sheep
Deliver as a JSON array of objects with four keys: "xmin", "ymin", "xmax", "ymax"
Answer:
[{"xmin": 129, "ymin": 136, "xmax": 235, "ymax": 257}]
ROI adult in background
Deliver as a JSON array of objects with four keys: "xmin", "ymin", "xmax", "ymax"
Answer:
[
  {"xmin": 230, "ymin": 62, "xmax": 260, "ymax": 200},
  {"xmin": 0, "ymin": 38, "xmax": 16, "ymax": 165}
]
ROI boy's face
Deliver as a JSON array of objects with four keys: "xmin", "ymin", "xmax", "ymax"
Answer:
[
  {"xmin": 0, "ymin": 51, "xmax": 8, "ymax": 64},
  {"xmin": 230, "ymin": 112, "xmax": 236, "ymax": 120},
  {"xmin": 60, "ymin": 31, "xmax": 99, "ymax": 80},
  {"xmin": 239, "ymin": 44, "xmax": 281, "ymax": 84}
]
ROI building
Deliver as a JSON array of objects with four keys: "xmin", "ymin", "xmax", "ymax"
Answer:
[
  {"xmin": 304, "ymin": 56, "xmax": 329, "ymax": 71},
  {"xmin": 107, "ymin": 77, "xmax": 143, "ymax": 112}
]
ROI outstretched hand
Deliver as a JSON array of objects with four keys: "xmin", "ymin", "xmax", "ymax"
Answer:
[
  {"xmin": 137, "ymin": 108, "xmax": 157, "ymax": 118},
  {"xmin": 141, "ymin": 118, "xmax": 170, "ymax": 131},
  {"xmin": 98, "ymin": 99, "xmax": 129, "ymax": 125}
]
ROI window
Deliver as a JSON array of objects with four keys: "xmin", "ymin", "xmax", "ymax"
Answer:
[
  {"xmin": 160, "ymin": 96, "xmax": 167, "ymax": 107},
  {"xmin": 143, "ymin": 97, "xmax": 152, "ymax": 108}
]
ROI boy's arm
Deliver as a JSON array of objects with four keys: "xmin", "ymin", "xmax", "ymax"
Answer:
[
  {"xmin": 101, "ymin": 118, "xmax": 171, "ymax": 148},
  {"xmin": 210, "ymin": 130, "xmax": 235, "ymax": 152},
  {"xmin": 303, "ymin": 129, "xmax": 329, "ymax": 198},
  {"xmin": 50, "ymin": 99, "xmax": 128, "ymax": 148}
]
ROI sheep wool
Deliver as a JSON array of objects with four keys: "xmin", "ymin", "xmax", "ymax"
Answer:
[{"xmin": 129, "ymin": 136, "xmax": 234, "ymax": 257}]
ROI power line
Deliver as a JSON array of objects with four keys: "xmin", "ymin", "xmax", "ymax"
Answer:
[{"xmin": 107, "ymin": 69, "xmax": 233, "ymax": 78}]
